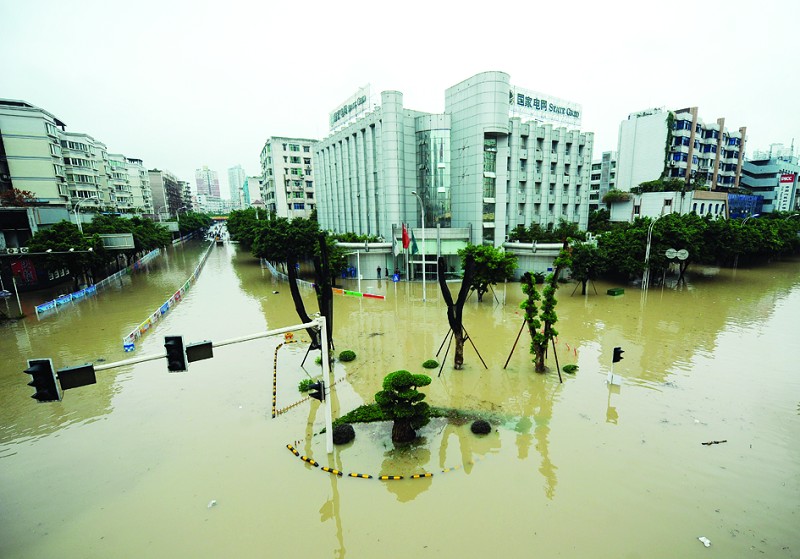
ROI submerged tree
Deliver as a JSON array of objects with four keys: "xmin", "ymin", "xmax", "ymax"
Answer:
[
  {"xmin": 374, "ymin": 370, "xmax": 432, "ymax": 443},
  {"xmin": 568, "ymin": 241, "xmax": 604, "ymax": 295},
  {"xmin": 437, "ymin": 255, "xmax": 475, "ymax": 369},
  {"xmin": 521, "ymin": 244, "xmax": 570, "ymax": 373}
]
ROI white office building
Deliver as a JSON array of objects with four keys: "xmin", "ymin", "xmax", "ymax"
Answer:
[
  {"xmin": 740, "ymin": 147, "xmax": 800, "ymax": 213},
  {"xmin": 315, "ymin": 71, "xmax": 593, "ymax": 249}
]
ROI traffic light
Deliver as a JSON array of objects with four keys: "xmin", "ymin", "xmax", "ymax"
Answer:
[
  {"xmin": 164, "ymin": 336, "xmax": 187, "ymax": 372},
  {"xmin": 24, "ymin": 359, "xmax": 61, "ymax": 402},
  {"xmin": 613, "ymin": 346, "xmax": 625, "ymax": 363},
  {"xmin": 308, "ymin": 380, "xmax": 325, "ymax": 402}
]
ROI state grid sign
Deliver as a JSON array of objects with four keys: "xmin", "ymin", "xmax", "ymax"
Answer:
[{"xmin": 508, "ymin": 85, "xmax": 582, "ymax": 129}]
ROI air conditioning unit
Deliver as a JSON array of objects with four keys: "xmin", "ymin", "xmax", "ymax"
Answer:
[
  {"xmin": 6, "ymin": 248, "xmax": 19, "ymax": 254},
  {"xmin": 19, "ymin": 247, "xmax": 29, "ymax": 254}
]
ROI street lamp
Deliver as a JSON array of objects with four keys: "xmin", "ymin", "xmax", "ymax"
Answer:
[
  {"xmin": 641, "ymin": 215, "xmax": 661, "ymax": 290},
  {"xmin": 410, "ymin": 190, "xmax": 426, "ymax": 302},
  {"xmin": 73, "ymin": 197, "xmax": 99, "ymax": 234},
  {"xmin": 176, "ymin": 206, "xmax": 188, "ymax": 233},
  {"xmin": 734, "ymin": 213, "xmax": 761, "ymax": 270},
  {"xmin": 742, "ymin": 213, "xmax": 760, "ymax": 225}
]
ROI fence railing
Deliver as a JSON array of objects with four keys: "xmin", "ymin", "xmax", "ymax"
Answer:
[
  {"xmin": 122, "ymin": 242, "xmax": 214, "ymax": 351},
  {"xmin": 35, "ymin": 248, "xmax": 162, "ymax": 319}
]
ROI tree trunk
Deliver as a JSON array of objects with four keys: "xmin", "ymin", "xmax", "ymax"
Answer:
[
  {"xmin": 392, "ymin": 420, "xmax": 416, "ymax": 443},
  {"xmin": 581, "ymin": 280, "xmax": 587, "ymax": 295},
  {"xmin": 534, "ymin": 347, "xmax": 546, "ymax": 373},
  {"xmin": 453, "ymin": 328, "xmax": 465, "ymax": 369}
]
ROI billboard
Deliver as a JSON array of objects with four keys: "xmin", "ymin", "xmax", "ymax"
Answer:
[
  {"xmin": 509, "ymin": 85, "xmax": 582, "ymax": 128},
  {"xmin": 329, "ymin": 85, "xmax": 372, "ymax": 131}
]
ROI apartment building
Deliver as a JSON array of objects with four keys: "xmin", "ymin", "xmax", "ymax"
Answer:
[
  {"xmin": 589, "ymin": 151, "xmax": 617, "ymax": 212},
  {"xmin": 258, "ymin": 137, "xmax": 317, "ymax": 220},
  {"xmin": 616, "ymin": 107, "xmax": 746, "ymax": 192}
]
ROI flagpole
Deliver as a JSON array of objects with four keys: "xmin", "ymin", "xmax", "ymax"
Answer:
[{"xmin": 411, "ymin": 191, "xmax": 426, "ymax": 302}]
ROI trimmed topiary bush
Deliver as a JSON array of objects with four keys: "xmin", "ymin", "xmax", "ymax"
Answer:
[
  {"xmin": 471, "ymin": 419, "xmax": 492, "ymax": 435},
  {"xmin": 332, "ymin": 424, "xmax": 356, "ymax": 445},
  {"xmin": 375, "ymin": 370, "xmax": 432, "ymax": 443},
  {"xmin": 422, "ymin": 359, "xmax": 439, "ymax": 369},
  {"xmin": 562, "ymin": 364, "xmax": 578, "ymax": 374},
  {"xmin": 338, "ymin": 350, "xmax": 356, "ymax": 362}
]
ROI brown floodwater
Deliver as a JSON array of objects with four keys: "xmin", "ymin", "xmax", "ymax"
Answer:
[{"xmin": 1, "ymin": 241, "xmax": 798, "ymax": 558}]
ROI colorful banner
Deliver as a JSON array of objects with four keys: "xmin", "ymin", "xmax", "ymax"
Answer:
[{"xmin": 122, "ymin": 243, "xmax": 213, "ymax": 350}]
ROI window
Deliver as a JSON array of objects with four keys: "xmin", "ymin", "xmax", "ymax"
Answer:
[
  {"xmin": 303, "ymin": 158, "xmax": 311, "ymax": 165},
  {"xmin": 634, "ymin": 205, "xmax": 640, "ymax": 215},
  {"xmin": 289, "ymin": 144, "xmax": 300, "ymax": 152},
  {"xmin": 303, "ymin": 146, "xmax": 310, "ymax": 152},
  {"xmin": 293, "ymin": 203, "xmax": 305, "ymax": 210},
  {"xmin": 305, "ymin": 181, "xmax": 313, "ymax": 188},
  {"xmin": 290, "ymin": 157, "xmax": 301, "ymax": 164}
]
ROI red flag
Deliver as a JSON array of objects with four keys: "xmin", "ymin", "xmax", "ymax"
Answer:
[{"xmin": 402, "ymin": 223, "xmax": 410, "ymax": 249}]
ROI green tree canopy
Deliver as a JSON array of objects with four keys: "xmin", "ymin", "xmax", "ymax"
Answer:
[{"xmin": 457, "ymin": 244, "xmax": 517, "ymax": 302}]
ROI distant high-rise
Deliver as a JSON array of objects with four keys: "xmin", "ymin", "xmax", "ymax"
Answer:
[
  {"xmin": 195, "ymin": 166, "xmax": 220, "ymax": 197},
  {"xmin": 227, "ymin": 164, "xmax": 245, "ymax": 209}
]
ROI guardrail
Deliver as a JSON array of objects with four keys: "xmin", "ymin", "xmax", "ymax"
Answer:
[
  {"xmin": 122, "ymin": 242, "xmax": 214, "ymax": 351},
  {"xmin": 35, "ymin": 249, "xmax": 162, "ymax": 320}
]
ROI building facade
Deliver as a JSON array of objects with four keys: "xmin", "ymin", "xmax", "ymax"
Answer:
[
  {"xmin": 148, "ymin": 169, "xmax": 183, "ymax": 219},
  {"xmin": 616, "ymin": 107, "xmax": 746, "ymax": 191},
  {"xmin": 227, "ymin": 165, "xmax": 245, "ymax": 209},
  {"xmin": 589, "ymin": 151, "xmax": 617, "ymax": 211},
  {"xmin": 195, "ymin": 166, "xmax": 220, "ymax": 198},
  {"xmin": 258, "ymin": 137, "xmax": 317, "ymax": 220},
  {"xmin": 314, "ymin": 71, "xmax": 593, "ymax": 250},
  {"xmin": 740, "ymin": 149, "xmax": 799, "ymax": 213},
  {"xmin": 242, "ymin": 176, "xmax": 259, "ymax": 207}
]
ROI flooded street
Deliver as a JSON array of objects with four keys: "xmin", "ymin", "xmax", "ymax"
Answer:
[{"xmin": 1, "ymin": 241, "xmax": 799, "ymax": 558}]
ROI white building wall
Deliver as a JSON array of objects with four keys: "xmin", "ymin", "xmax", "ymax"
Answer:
[{"xmin": 616, "ymin": 109, "xmax": 668, "ymax": 191}]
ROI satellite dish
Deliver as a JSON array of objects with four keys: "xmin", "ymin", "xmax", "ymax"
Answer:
[
  {"xmin": 676, "ymin": 249, "xmax": 689, "ymax": 261},
  {"xmin": 665, "ymin": 248, "xmax": 677, "ymax": 259}
]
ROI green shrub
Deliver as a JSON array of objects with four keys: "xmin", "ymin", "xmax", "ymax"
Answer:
[
  {"xmin": 562, "ymin": 364, "xmax": 578, "ymax": 374},
  {"xmin": 314, "ymin": 355, "xmax": 322, "ymax": 365},
  {"xmin": 422, "ymin": 359, "xmax": 439, "ymax": 369},
  {"xmin": 298, "ymin": 378, "xmax": 314, "ymax": 393},
  {"xmin": 338, "ymin": 350, "xmax": 356, "ymax": 362}
]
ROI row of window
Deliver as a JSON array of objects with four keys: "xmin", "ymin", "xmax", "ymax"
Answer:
[
  {"xmin": 281, "ymin": 143, "xmax": 311, "ymax": 153},
  {"xmin": 60, "ymin": 140, "xmax": 90, "ymax": 152},
  {"xmin": 673, "ymin": 120, "xmax": 741, "ymax": 145}
]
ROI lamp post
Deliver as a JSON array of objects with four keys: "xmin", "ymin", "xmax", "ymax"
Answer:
[
  {"xmin": 73, "ymin": 197, "xmax": 99, "ymax": 234},
  {"xmin": 410, "ymin": 190, "xmax": 426, "ymax": 302},
  {"xmin": 641, "ymin": 214, "xmax": 661, "ymax": 291},
  {"xmin": 734, "ymin": 213, "xmax": 760, "ymax": 270},
  {"xmin": 176, "ymin": 206, "xmax": 187, "ymax": 234}
]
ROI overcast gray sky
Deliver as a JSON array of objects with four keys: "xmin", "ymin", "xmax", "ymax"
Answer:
[{"xmin": 2, "ymin": 0, "xmax": 797, "ymax": 199}]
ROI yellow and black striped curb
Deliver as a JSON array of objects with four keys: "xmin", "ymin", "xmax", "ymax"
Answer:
[
  {"xmin": 271, "ymin": 340, "xmax": 296, "ymax": 419},
  {"xmin": 286, "ymin": 443, "xmax": 484, "ymax": 481}
]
